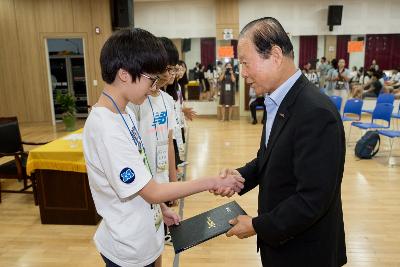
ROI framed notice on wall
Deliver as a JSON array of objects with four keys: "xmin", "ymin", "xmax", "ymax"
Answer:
[
  {"xmin": 218, "ymin": 46, "xmax": 234, "ymax": 58},
  {"xmin": 348, "ymin": 41, "xmax": 364, "ymax": 53}
]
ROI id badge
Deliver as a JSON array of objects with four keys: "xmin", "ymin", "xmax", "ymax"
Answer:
[
  {"xmin": 225, "ymin": 83, "xmax": 231, "ymax": 91},
  {"xmin": 152, "ymin": 204, "xmax": 163, "ymax": 231},
  {"xmin": 156, "ymin": 140, "xmax": 168, "ymax": 173}
]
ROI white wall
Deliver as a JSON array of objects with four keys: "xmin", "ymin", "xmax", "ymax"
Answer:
[
  {"xmin": 317, "ymin": 35, "xmax": 325, "ymax": 60},
  {"xmin": 135, "ymin": 0, "xmax": 400, "ymax": 38},
  {"xmin": 238, "ymin": 0, "xmax": 400, "ymax": 36},
  {"xmin": 348, "ymin": 35, "xmax": 366, "ymax": 69},
  {"xmin": 134, "ymin": 0, "xmax": 216, "ymax": 38},
  {"xmin": 291, "ymin": 36, "xmax": 300, "ymax": 68},
  {"xmin": 184, "ymin": 38, "xmax": 201, "ymax": 71}
]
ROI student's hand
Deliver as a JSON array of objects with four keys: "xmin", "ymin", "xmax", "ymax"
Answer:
[
  {"xmin": 209, "ymin": 168, "xmax": 243, "ymax": 196},
  {"xmin": 226, "ymin": 215, "xmax": 256, "ymax": 239},
  {"xmin": 211, "ymin": 174, "xmax": 244, "ymax": 197},
  {"xmin": 161, "ymin": 206, "xmax": 180, "ymax": 226},
  {"xmin": 182, "ymin": 107, "xmax": 197, "ymax": 121}
]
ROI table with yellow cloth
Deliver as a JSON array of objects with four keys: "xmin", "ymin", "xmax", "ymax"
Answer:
[
  {"xmin": 27, "ymin": 128, "xmax": 86, "ymax": 175},
  {"xmin": 27, "ymin": 129, "xmax": 100, "ymax": 225}
]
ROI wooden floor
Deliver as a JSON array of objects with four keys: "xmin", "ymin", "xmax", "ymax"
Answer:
[{"xmin": 1, "ymin": 117, "xmax": 400, "ymax": 267}]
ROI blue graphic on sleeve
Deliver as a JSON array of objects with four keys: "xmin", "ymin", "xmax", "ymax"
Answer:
[
  {"xmin": 152, "ymin": 111, "xmax": 167, "ymax": 127},
  {"xmin": 120, "ymin": 168, "xmax": 135, "ymax": 184}
]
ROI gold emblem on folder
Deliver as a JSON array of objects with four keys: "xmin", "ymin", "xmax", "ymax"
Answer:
[{"xmin": 207, "ymin": 217, "xmax": 216, "ymax": 228}]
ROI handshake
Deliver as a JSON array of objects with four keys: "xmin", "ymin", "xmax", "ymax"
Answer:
[{"xmin": 209, "ymin": 169, "xmax": 244, "ymax": 198}]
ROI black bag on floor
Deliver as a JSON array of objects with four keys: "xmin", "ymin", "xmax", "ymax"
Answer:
[{"xmin": 355, "ymin": 130, "xmax": 380, "ymax": 159}]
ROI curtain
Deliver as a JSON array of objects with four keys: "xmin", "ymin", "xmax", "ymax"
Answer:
[
  {"xmin": 336, "ymin": 35, "xmax": 350, "ymax": 68},
  {"xmin": 299, "ymin": 36, "xmax": 317, "ymax": 69},
  {"xmin": 200, "ymin": 38, "xmax": 216, "ymax": 68},
  {"xmin": 231, "ymin": 39, "xmax": 238, "ymax": 59},
  {"xmin": 365, "ymin": 34, "xmax": 400, "ymax": 70}
]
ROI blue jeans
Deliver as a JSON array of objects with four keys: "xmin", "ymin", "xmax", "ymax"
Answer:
[{"xmin": 101, "ymin": 254, "xmax": 155, "ymax": 267}]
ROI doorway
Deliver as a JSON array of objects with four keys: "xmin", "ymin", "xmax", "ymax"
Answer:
[{"xmin": 45, "ymin": 37, "xmax": 89, "ymax": 123}]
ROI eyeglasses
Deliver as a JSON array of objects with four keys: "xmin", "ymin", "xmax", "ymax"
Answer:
[{"xmin": 141, "ymin": 73, "xmax": 159, "ymax": 90}]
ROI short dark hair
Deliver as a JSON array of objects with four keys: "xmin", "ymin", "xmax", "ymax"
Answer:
[
  {"xmin": 100, "ymin": 28, "xmax": 167, "ymax": 84},
  {"xmin": 321, "ymin": 57, "xmax": 327, "ymax": 61},
  {"xmin": 240, "ymin": 17, "xmax": 293, "ymax": 59},
  {"xmin": 331, "ymin": 59, "xmax": 338, "ymax": 69},
  {"xmin": 158, "ymin": 37, "xmax": 179, "ymax": 65}
]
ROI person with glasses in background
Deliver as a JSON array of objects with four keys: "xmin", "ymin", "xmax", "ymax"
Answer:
[
  {"xmin": 83, "ymin": 28, "xmax": 245, "ymax": 267},
  {"xmin": 165, "ymin": 61, "xmax": 190, "ymax": 170},
  {"xmin": 127, "ymin": 36, "xmax": 181, "ymax": 266}
]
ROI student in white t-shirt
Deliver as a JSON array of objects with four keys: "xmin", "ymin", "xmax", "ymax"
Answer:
[
  {"xmin": 82, "ymin": 28, "xmax": 244, "ymax": 267},
  {"xmin": 128, "ymin": 89, "xmax": 176, "ymax": 185}
]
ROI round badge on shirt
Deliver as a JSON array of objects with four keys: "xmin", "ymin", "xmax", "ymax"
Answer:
[{"xmin": 120, "ymin": 167, "xmax": 135, "ymax": 184}]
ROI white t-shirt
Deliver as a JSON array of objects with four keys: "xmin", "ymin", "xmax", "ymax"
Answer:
[
  {"xmin": 392, "ymin": 72, "xmax": 400, "ymax": 83},
  {"xmin": 83, "ymin": 106, "xmax": 164, "ymax": 267},
  {"xmin": 128, "ymin": 91, "xmax": 176, "ymax": 184}
]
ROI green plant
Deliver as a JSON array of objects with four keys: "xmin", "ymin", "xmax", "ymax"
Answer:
[{"xmin": 56, "ymin": 91, "xmax": 76, "ymax": 117}]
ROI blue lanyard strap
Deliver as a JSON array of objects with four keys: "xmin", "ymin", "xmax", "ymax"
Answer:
[
  {"xmin": 147, "ymin": 93, "xmax": 169, "ymax": 141},
  {"xmin": 102, "ymin": 91, "xmax": 146, "ymax": 154}
]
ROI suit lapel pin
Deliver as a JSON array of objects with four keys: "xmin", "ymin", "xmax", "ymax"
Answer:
[{"xmin": 279, "ymin": 113, "xmax": 285, "ymax": 118}]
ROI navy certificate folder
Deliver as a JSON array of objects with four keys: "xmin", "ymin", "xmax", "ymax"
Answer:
[{"xmin": 170, "ymin": 201, "xmax": 247, "ymax": 254}]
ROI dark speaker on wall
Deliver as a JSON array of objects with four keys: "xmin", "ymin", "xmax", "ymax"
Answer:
[
  {"xmin": 182, "ymin": 38, "xmax": 191, "ymax": 52},
  {"xmin": 327, "ymin": 5, "xmax": 343, "ymax": 31},
  {"xmin": 111, "ymin": 0, "xmax": 133, "ymax": 30}
]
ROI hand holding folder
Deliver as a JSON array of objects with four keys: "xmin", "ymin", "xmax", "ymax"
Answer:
[{"xmin": 169, "ymin": 201, "xmax": 247, "ymax": 254}]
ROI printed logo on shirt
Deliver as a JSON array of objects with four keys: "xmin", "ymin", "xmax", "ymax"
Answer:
[
  {"xmin": 152, "ymin": 111, "xmax": 167, "ymax": 127},
  {"xmin": 120, "ymin": 168, "xmax": 135, "ymax": 184}
]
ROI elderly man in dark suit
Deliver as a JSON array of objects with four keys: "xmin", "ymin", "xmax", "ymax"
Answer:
[{"xmin": 217, "ymin": 17, "xmax": 347, "ymax": 267}]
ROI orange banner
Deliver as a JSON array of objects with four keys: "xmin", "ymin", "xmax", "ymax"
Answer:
[
  {"xmin": 218, "ymin": 46, "xmax": 234, "ymax": 58},
  {"xmin": 347, "ymin": 41, "xmax": 364, "ymax": 53}
]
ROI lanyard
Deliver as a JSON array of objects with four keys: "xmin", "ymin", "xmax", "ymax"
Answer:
[
  {"xmin": 147, "ymin": 93, "xmax": 168, "ymax": 141},
  {"xmin": 101, "ymin": 91, "xmax": 152, "ymax": 176}
]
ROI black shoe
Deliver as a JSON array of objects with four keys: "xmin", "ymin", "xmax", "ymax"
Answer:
[{"xmin": 252, "ymin": 120, "xmax": 257, "ymax": 125}]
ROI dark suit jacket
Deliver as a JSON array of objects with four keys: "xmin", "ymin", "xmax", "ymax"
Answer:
[{"xmin": 238, "ymin": 75, "xmax": 347, "ymax": 267}]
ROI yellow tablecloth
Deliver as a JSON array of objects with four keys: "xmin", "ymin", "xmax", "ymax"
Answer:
[
  {"xmin": 188, "ymin": 80, "xmax": 200, "ymax": 86},
  {"xmin": 26, "ymin": 128, "xmax": 86, "ymax": 175}
]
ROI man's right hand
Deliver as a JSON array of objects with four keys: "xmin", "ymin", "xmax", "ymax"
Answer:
[
  {"xmin": 210, "ymin": 173, "xmax": 244, "ymax": 198},
  {"xmin": 209, "ymin": 169, "xmax": 244, "ymax": 197}
]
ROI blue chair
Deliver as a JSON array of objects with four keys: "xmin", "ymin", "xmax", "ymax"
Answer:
[
  {"xmin": 342, "ymin": 99, "xmax": 364, "ymax": 145},
  {"xmin": 342, "ymin": 98, "xmax": 363, "ymax": 122},
  {"xmin": 362, "ymin": 93, "xmax": 395, "ymax": 114},
  {"xmin": 377, "ymin": 130, "xmax": 400, "ymax": 165},
  {"xmin": 392, "ymin": 104, "xmax": 400, "ymax": 129},
  {"xmin": 351, "ymin": 103, "xmax": 394, "ymax": 130},
  {"xmin": 249, "ymin": 105, "xmax": 265, "ymax": 122},
  {"xmin": 330, "ymin": 96, "xmax": 342, "ymax": 111},
  {"xmin": 255, "ymin": 105, "xmax": 264, "ymax": 111}
]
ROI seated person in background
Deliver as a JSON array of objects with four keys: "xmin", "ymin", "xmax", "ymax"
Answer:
[
  {"xmin": 249, "ymin": 86, "xmax": 266, "ymax": 125},
  {"xmin": 358, "ymin": 67, "xmax": 371, "ymax": 85},
  {"xmin": 351, "ymin": 70, "xmax": 384, "ymax": 98},
  {"xmin": 349, "ymin": 66, "xmax": 360, "ymax": 84},
  {"xmin": 370, "ymin": 59, "xmax": 379, "ymax": 71},
  {"xmin": 303, "ymin": 63, "xmax": 319, "ymax": 87},
  {"xmin": 302, "ymin": 62, "xmax": 311, "ymax": 78},
  {"xmin": 385, "ymin": 68, "xmax": 400, "ymax": 91},
  {"xmin": 309, "ymin": 69, "xmax": 319, "ymax": 87}
]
